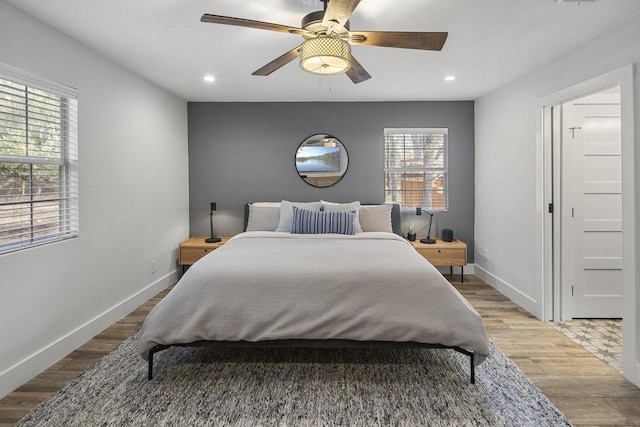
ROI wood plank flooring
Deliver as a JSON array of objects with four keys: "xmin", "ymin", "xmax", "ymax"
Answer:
[{"xmin": 1, "ymin": 275, "xmax": 639, "ymax": 426}]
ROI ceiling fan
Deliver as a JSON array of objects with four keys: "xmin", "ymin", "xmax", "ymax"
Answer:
[{"xmin": 201, "ymin": 0, "xmax": 448, "ymax": 84}]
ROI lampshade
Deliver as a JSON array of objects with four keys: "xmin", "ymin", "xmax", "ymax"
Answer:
[{"xmin": 300, "ymin": 37, "xmax": 351, "ymax": 75}]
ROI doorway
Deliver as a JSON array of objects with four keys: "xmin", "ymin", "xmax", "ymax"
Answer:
[{"xmin": 539, "ymin": 65, "xmax": 636, "ymax": 385}]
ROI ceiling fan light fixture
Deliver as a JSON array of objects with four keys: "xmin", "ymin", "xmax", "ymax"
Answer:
[{"xmin": 300, "ymin": 37, "xmax": 351, "ymax": 75}]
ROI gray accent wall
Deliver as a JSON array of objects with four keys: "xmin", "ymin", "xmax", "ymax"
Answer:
[{"xmin": 188, "ymin": 101, "xmax": 476, "ymax": 261}]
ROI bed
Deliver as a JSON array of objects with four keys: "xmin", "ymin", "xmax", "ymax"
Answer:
[{"xmin": 138, "ymin": 201, "xmax": 491, "ymax": 383}]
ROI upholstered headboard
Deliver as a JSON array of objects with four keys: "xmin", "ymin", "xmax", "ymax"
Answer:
[{"xmin": 243, "ymin": 202, "xmax": 402, "ymax": 236}]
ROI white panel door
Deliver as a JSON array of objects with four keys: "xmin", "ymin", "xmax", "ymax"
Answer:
[{"xmin": 570, "ymin": 103, "xmax": 622, "ymax": 318}]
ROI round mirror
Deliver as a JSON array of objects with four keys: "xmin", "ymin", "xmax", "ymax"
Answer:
[{"xmin": 295, "ymin": 134, "xmax": 349, "ymax": 188}]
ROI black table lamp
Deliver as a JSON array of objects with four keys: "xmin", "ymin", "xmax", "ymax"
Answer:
[
  {"xmin": 205, "ymin": 202, "xmax": 221, "ymax": 243},
  {"xmin": 416, "ymin": 207, "xmax": 435, "ymax": 244}
]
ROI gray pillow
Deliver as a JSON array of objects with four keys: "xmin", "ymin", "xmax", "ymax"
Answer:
[
  {"xmin": 275, "ymin": 200, "xmax": 323, "ymax": 232},
  {"xmin": 246, "ymin": 204, "xmax": 281, "ymax": 231},
  {"xmin": 321, "ymin": 200, "xmax": 362, "ymax": 233},
  {"xmin": 359, "ymin": 205, "xmax": 393, "ymax": 233}
]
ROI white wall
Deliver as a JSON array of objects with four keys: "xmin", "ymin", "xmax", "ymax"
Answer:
[
  {"xmin": 474, "ymin": 13, "xmax": 640, "ymax": 383},
  {"xmin": 0, "ymin": 3, "xmax": 189, "ymax": 398}
]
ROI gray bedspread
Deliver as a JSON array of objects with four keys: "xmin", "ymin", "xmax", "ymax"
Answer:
[{"xmin": 138, "ymin": 232, "xmax": 491, "ymax": 365}]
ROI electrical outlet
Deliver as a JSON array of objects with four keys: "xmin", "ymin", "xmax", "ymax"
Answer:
[{"xmin": 151, "ymin": 259, "xmax": 157, "ymax": 274}]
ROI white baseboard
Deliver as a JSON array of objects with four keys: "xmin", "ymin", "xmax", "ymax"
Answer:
[
  {"xmin": 0, "ymin": 270, "xmax": 176, "ymax": 400},
  {"xmin": 626, "ymin": 361, "xmax": 640, "ymax": 387},
  {"xmin": 474, "ymin": 264, "xmax": 541, "ymax": 319}
]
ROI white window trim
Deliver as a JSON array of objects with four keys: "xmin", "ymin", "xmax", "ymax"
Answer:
[
  {"xmin": 383, "ymin": 127, "xmax": 449, "ymax": 211},
  {"xmin": 0, "ymin": 62, "xmax": 79, "ymax": 255}
]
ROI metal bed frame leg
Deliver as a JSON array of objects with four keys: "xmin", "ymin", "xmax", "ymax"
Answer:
[
  {"xmin": 452, "ymin": 347, "xmax": 475, "ymax": 384},
  {"xmin": 470, "ymin": 353, "xmax": 475, "ymax": 384},
  {"xmin": 148, "ymin": 351, "xmax": 154, "ymax": 380},
  {"xmin": 147, "ymin": 345, "xmax": 170, "ymax": 380}
]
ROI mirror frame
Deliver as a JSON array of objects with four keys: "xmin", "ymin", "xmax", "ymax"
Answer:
[{"xmin": 294, "ymin": 133, "xmax": 349, "ymax": 188}]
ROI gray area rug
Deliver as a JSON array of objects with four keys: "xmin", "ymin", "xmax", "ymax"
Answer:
[{"xmin": 17, "ymin": 337, "xmax": 570, "ymax": 426}]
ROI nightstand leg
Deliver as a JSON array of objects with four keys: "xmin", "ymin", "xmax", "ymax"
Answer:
[{"xmin": 461, "ymin": 266, "xmax": 464, "ymax": 283}]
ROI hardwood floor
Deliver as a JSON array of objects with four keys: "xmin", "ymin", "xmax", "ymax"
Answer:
[
  {"xmin": 458, "ymin": 276, "xmax": 640, "ymax": 426},
  {"xmin": 1, "ymin": 275, "xmax": 639, "ymax": 426}
]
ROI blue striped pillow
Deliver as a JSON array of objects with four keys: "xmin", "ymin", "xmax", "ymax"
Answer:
[{"xmin": 291, "ymin": 206, "xmax": 355, "ymax": 235}]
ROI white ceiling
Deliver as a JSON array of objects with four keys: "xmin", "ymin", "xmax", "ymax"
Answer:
[{"xmin": 4, "ymin": 0, "xmax": 640, "ymax": 102}]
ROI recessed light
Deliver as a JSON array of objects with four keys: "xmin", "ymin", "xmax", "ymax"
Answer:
[
  {"xmin": 204, "ymin": 75, "xmax": 215, "ymax": 83},
  {"xmin": 444, "ymin": 76, "xmax": 456, "ymax": 81}
]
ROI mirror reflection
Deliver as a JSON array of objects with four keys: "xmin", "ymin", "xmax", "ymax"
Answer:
[{"xmin": 295, "ymin": 134, "xmax": 349, "ymax": 188}]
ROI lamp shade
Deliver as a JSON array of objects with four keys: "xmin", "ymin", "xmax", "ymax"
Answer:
[{"xmin": 300, "ymin": 37, "xmax": 351, "ymax": 75}]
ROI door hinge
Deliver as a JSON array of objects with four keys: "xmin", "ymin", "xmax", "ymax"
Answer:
[
  {"xmin": 548, "ymin": 203, "xmax": 553, "ymax": 214},
  {"xmin": 571, "ymin": 286, "xmax": 574, "ymax": 296},
  {"xmin": 569, "ymin": 126, "xmax": 582, "ymax": 138},
  {"xmin": 572, "ymin": 207, "xmax": 575, "ymax": 218}
]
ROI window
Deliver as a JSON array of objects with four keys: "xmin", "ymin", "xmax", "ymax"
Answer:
[
  {"xmin": 0, "ymin": 65, "xmax": 78, "ymax": 254},
  {"xmin": 384, "ymin": 128, "xmax": 448, "ymax": 210}
]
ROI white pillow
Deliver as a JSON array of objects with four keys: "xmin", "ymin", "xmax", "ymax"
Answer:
[
  {"xmin": 359, "ymin": 204, "xmax": 393, "ymax": 233},
  {"xmin": 251, "ymin": 201, "xmax": 282, "ymax": 207},
  {"xmin": 275, "ymin": 200, "xmax": 323, "ymax": 232},
  {"xmin": 246, "ymin": 204, "xmax": 281, "ymax": 231},
  {"xmin": 321, "ymin": 200, "xmax": 362, "ymax": 233}
]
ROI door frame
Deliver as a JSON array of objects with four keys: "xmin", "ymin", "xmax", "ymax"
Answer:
[{"xmin": 538, "ymin": 64, "xmax": 636, "ymax": 384}]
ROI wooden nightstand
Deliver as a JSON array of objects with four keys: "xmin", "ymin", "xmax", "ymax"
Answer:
[
  {"xmin": 411, "ymin": 238, "xmax": 468, "ymax": 282},
  {"xmin": 179, "ymin": 237, "xmax": 230, "ymax": 266}
]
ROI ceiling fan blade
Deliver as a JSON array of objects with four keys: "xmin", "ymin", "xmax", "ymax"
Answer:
[
  {"xmin": 252, "ymin": 46, "xmax": 302, "ymax": 76},
  {"xmin": 349, "ymin": 31, "xmax": 448, "ymax": 51},
  {"xmin": 201, "ymin": 14, "xmax": 309, "ymax": 36},
  {"xmin": 322, "ymin": 0, "xmax": 361, "ymax": 34},
  {"xmin": 346, "ymin": 55, "xmax": 371, "ymax": 84}
]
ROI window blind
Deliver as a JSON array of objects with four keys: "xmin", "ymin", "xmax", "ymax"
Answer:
[
  {"xmin": 384, "ymin": 128, "xmax": 448, "ymax": 210},
  {"xmin": 0, "ymin": 64, "xmax": 78, "ymax": 254}
]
